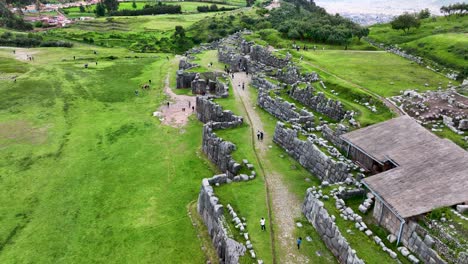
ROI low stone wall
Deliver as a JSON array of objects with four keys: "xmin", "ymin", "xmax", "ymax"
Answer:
[
  {"xmin": 302, "ymin": 189, "xmax": 364, "ymax": 264},
  {"xmin": 196, "ymin": 97, "xmax": 243, "ymax": 126},
  {"xmin": 257, "ymin": 88, "xmax": 314, "ymax": 128},
  {"xmin": 202, "ymin": 123, "xmax": 241, "ymax": 178},
  {"xmin": 290, "ymin": 85, "xmax": 346, "ymax": 121},
  {"xmin": 322, "ymin": 124, "xmax": 348, "ymax": 150},
  {"xmin": 198, "ymin": 176, "xmax": 246, "ymax": 264},
  {"xmin": 273, "ymin": 122, "xmax": 350, "ymax": 183}
]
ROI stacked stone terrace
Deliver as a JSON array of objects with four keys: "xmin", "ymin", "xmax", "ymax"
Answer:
[{"xmin": 194, "ymin": 94, "xmax": 262, "ymax": 262}]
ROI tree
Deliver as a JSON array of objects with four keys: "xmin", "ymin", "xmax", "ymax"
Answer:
[
  {"xmin": 79, "ymin": 4, "xmax": 85, "ymax": 13},
  {"xmin": 174, "ymin": 25, "xmax": 185, "ymax": 38},
  {"xmin": 391, "ymin": 13, "xmax": 421, "ymax": 34},
  {"xmin": 103, "ymin": 0, "xmax": 119, "ymax": 13},
  {"xmin": 353, "ymin": 26, "xmax": 369, "ymax": 41},
  {"xmin": 418, "ymin": 8, "xmax": 430, "ymax": 19},
  {"xmin": 132, "ymin": 0, "xmax": 137, "ymax": 9},
  {"xmin": 246, "ymin": 0, "xmax": 255, "ymax": 7},
  {"xmin": 95, "ymin": 2, "xmax": 106, "ymax": 16}
]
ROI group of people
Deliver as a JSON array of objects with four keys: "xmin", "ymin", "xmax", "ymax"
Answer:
[
  {"xmin": 260, "ymin": 217, "xmax": 303, "ymax": 250},
  {"xmin": 257, "ymin": 130, "xmax": 265, "ymax": 141}
]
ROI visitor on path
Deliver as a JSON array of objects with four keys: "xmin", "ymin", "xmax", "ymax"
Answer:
[
  {"xmin": 192, "ymin": 106, "xmax": 194, "ymax": 111},
  {"xmin": 167, "ymin": 102, "xmax": 170, "ymax": 108},
  {"xmin": 260, "ymin": 218, "xmax": 266, "ymax": 231},
  {"xmin": 188, "ymin": 101, "xmax": 191, "ymax": 108},
  {"xmin": 242, "ymin": 83, "xmax": 245, "ymax": 90},
  {"xmin": 134, "ymin": 90, "xmax": 139, "ymax": 96},
  {"xmin": 232, "ymin": 73, "xmax": 234, "ymax": 79},
  {"xmin": 149, "ymin": 80, "xmax": 151, "ymax": 84},
  {"xmin": 182, "ymin": 108, "xmax": 185, "ymax": 112},
  {"xmin": 297, "ymin": 237, "xmax": 302, "ymax": 249},
  {"xmin": 257, "ymin": 131, "xmax": 260, "ymax": 141},
  {"xmin": 260, "ymin": 131, "xmax": 264, "ymax": 141}
]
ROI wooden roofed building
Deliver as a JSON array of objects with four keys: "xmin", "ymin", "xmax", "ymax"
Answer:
[{"xmin": 340, "ymin": 115, "xmax": 468, "ymax": 255}]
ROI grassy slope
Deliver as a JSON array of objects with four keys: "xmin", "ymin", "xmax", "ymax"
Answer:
[
  {"xmin": 0, "ymin": 46, "xmax": 214, "ymax": 263},
  {"xmin": 297, "ymin": 50, "xmax": 454, "ymax": 97},
  {"xmin": 368, "ymin": 16, "xmax": 468, "ymax": 70}
]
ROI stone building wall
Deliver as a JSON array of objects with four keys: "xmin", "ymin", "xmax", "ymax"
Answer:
[
  {"xmin": 196, "ymin": 97, "xmax": 243, "ymax": 127},
  {"xmin": 302, "ymin": 189, "xmax": 364, "ymax": 264},
  {"xmin": 257, "ymin": 88, "xmax": 314, "ymax": 128},
  {"xmin": 198, "ymin": 176, "xmax": 246, "ymax": 264},
  {"xmin": 202, "ymin": 123, "xmax": 241, "ymax": 178},
  {"xmin": 176, "ymin": 70, "xmax": 197, "ymax": 89},
  {"xmin": 373, "ymin": 199, "xmax": 447, "ymax": 264},
  {"xmin": 290, "ymin": 86, "xmax": 346, "ymax": 121},
  {"xmin": 273, "ymin": 122, "xmax": 350, "ymax": 183}
]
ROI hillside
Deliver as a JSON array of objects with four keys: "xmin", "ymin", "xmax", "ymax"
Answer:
[{"xmin": 368, "ymin": 15, "xmax": 468, "ymax": 79}]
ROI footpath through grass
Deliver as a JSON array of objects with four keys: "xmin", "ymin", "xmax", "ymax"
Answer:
[{"xmin": 0, "ymin": 46, "xmax": 214, "ymax": 263}]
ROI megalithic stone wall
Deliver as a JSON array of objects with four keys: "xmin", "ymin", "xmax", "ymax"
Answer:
[
  {"xmin": 290, "ymin": 86, "xmax": 346, "ymax": 121},
  {"xmin": 196, "ymin": 96, "xmax": 243, "ymax": 126},
  {"xmin": 202, "ymin": 123, "xmax": 241, "ymax": 178},
  {"xmin": 302, "ymin": 189, "xmax": 364, "ymax": 264},
  {"xmin": 273, "ymin": 122, "xmax": 350, "ymax": 183},
  {"xmin": 198, "ymin": 176, "xmax": 246, "ymax": 264},
  {"xmin": 257, "ymin": 88, "xmax": 315, "ymax": 128}
]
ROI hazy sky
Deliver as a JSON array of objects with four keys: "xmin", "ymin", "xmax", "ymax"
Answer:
[{"xmin": 313, "ymin": 0, "xmax": 463, "ymax": 15}]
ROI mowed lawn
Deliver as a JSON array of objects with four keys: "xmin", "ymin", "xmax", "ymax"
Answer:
[
  {"xmin": 0, "ymin": 46, "xmax": 213, "ymax": 263},
  {"xmin": 300, "ymin": 50, "xmax": 455, "ymax": 97}
]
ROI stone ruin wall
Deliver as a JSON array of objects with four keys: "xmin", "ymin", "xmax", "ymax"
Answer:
[
  {"xmin": 198, "ymin": 176, "xmax": 246, "ymax": 264},
  {"xmin": 196, "ymin": 96, "xmax": 243, "ymax": 127},
  {"xmin": 321, "ymin": 124, "xmax": 348, "ymax": 151},
  {"xmin": 251, "ymin": 75, "xmax": 278, "ymax": 90},
  {"xmin": 302, "ymin": 189, "xmax": 364, "ymax": 264},
  {"xmin": 373, "ymin": 200, "xmax": 447, "ymax": 264},
  {"xmin": 290, "ymin": 86, "xmax": 346, "ymax": 121},
  {"xmin": 257, "ymin": 88, "xmax": 315, "ymax": 128},
  {"xmin": 196, "ymin": 98, "xmax": 249, "ymax": 262},
  {"xmin": 273, "ymin": 122, "xmax": 350, "ymax": 183},
  {"xmin": 202, "ymin": 123, "xmax": 241, "ymax": 179}
]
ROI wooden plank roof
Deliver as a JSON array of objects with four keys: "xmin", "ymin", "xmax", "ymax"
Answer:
[{"xmin": 341, "ymin": 115, "xmax": 468, "ymax": 218}]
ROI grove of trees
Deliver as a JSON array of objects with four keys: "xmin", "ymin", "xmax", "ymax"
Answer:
[
  {"xmin": 390, "ymin": 13, "xmax": 421, "ymax": 34},
  {"xmin": 440, "ymin": 2, "xmax": 468, "ymax": 16}
]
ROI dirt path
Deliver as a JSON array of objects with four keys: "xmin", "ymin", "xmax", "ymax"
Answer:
[
  {"xmin": 300, "ymin": 60, "xmax": 404, "ymax": 116},
  {"xmin": 155, "ymin": 75, "xmax": 195, "ymax": 128},
  {"xmin": 266, "ymin": 0, "xmax": 281, "ymax": 10},
  {"xmin": 230, "ymin": 72, "xmax": 309, "ymax": 264},
  {"xmin": 0, "ymin": 47, "xmax": 38, "ymax": 61}
]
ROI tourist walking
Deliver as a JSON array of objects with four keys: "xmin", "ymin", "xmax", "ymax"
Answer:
[
  {"xmin": 257, "ymin": 131, "xmax": 260, "ymax": 141},
  {"xmin": 242, "ymin": 83, "xmax": 245, "ymax": 90},
  {"xmin": 260, "ymin": 131, "xmax": 264, "ymax": 141},
  {"xmin": 297, "ymin": 237, "xmax": 302, "ymax": 249},
  {"xmin": 260, "ymin": 217, "xmax": 266, "ymax": 231}
]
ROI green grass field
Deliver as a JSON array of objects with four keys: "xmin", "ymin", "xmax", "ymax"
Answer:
[
  {"xmin": 0, "ymin": 46, "xmax": 216, "ymax": 263},
  {"xmin": 369, "ymin": 15, "xmax": 468, "ymax": 72},
  {"xmin": 63, "ymin": 1, "xmax": 241, "ymax": 18},
  {"xmin": 297, "ymin": 50, "xmax": 455, "ymax": 97}
]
